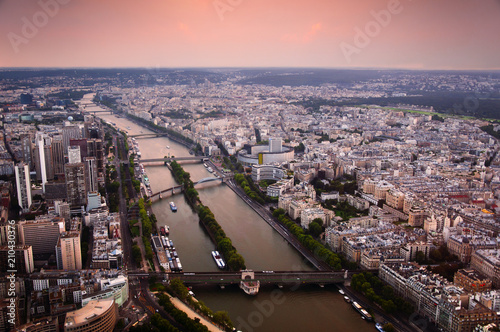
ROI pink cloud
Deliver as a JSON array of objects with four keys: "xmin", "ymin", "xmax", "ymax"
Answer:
[
  {"xmin": 177, "ymin": 22, "xmax": 198, "ymax": 42},
  {"xmin": 282, "ymin": 22, "xmax": 322, "ymax": 43}
]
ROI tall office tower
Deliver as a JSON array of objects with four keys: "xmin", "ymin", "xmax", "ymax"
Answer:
[
  {"xmin": 15, "ymin": 163, "xmax": 32, "ymax": 213},
  {"xmin": 0, "ymin": 245, "xmax": 34, "ymax": 274},
  {"xmin": 70, "ymin": 138, "xmax": 88, "ymax": 160},
  {"xmin": 87, "ymin": 139, "xmax": 104, "ymax": 174},
  {"xmin": 35, "ymin": 133, "xmax": 48, "ymax": 192},
  {"xmin": 83, "ymin": 120, "xmax": 98, "ymax": 139},
  {"xmin": 65, "ymin": 163, "xmax": 87, "ymax": 207},
  {"xmin": 55, "ymin": 232, "xmax": 82, "ymax": 270},
  {"xmin": 18, "ymin": 217, "xmax": 64, "ymax": 256},
  {"xmin": 84, "ymin": 157, "xmax": 98, "ymax": 193},
  {"xmin": 52, "ymin": 135, "xmax": 65, "ymax": 176},
  {"xmin": 87, "ymin": 121, "xmax": 103, "ymax": 139},
  {"xmin": 20, "ymin": 134, "xmax": 33, "ymax": 170},
  {"xmin": 43, "ymin": 143, "xmax": 54, "ymax": 181},
  {"xmin": 62, "ymin": 125, "xmax": 82, "ymax": 153},
  {"xmin": 68, "ymin": 146, "xmax": 81, "ymax": 164},
  {"xmin": 269, "ymin": 138, "xmax": 283, "ymax": 153}
]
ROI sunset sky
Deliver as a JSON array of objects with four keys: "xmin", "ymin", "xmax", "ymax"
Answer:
[{"xmin": 1, "ymin": 0, "xmax": 499, "ymax": 69}]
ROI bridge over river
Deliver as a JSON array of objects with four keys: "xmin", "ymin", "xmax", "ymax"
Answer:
[
  {"xmin": 147, "ymin": 177, "xmax": 225, "ymax": 202},
  {"xmin": 128, "ymin": 270, "xmax": 373, "ymax": 292},
  {"xmin": 139, "ymin": 156, "xmax": 206, "ymax": 166}
]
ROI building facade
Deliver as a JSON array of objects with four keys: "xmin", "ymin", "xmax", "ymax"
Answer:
[{"xmin": 15, "ymin": 163, "xmax": 31, "ymax": 213}]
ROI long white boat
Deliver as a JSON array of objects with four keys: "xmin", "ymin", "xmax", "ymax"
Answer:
[
  {"xmin": 352, "ymin": 301, "xmax": 373, "ymax": 321},
  {"xmin": 211, "ymin": 251, "xmax": 226, "ymax": 269}
]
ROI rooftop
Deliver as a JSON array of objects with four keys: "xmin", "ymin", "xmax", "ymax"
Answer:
[{"xmin": 64, "ymin": 298, "xmax": 114, "ymax": 327}]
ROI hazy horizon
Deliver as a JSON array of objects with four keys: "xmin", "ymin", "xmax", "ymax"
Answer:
[{"xmin": 1, "ymin": 0, "xmax": 500, "ymax": 70}]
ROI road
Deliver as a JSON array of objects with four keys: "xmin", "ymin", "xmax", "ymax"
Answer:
[
  {"xmin": 113, "ymin": 132, "xmax": 135, "ymax": 271},
  {"xmin": 130, "ymin": 277, "xmax": 184, "ymax": 330}
]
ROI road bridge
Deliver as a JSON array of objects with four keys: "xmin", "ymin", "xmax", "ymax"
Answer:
[
  {"xmin": 173, "ymin": 270, "xmax": 350, "ymax": 286},
  {"xmin": 130, "ymin": 133, "xmax": 170, "ymax": 138},
  {"xmin": 148, "ymin": 177, "xmax": 225, "ymax": 202},
  {"xmin": 139, "ymin": 156, "xmax": 206, "ymax": 166},
  {"xmin": 127, "ymin": 270, "xmax": 372, "ymax": 287}
]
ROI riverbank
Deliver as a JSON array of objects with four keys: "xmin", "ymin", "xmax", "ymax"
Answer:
[{"xmin": 161, "ymin": 293, "xmax": 225, "ymax": 332}]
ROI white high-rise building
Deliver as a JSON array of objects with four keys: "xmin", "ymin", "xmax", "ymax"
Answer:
[
  {"xmin": 84, "ymin": 157, "xmax": 98, "ymax": 193},
  {"xmin": 68, "ymin": 145, "xmax": 81, "ymax": 164},
  {"xmin": 15, "ymin": 163, "xmax": 32, "ymax": 213},
  {"xmin": 269, "ymin": 137, "xmax": 282, "ymax": 153},
  {"xmin": 36, "ymin": 133, "xmax": 48, "ymax": 192}
]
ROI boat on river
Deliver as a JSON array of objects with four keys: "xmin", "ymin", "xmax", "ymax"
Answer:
[
  {"xmin": 352, "ymin": 301, "xmax": 373, "ymax": 321},
  {"xmin": 211, "ymin": 251, "xmax": 226, "ymax": 269}
]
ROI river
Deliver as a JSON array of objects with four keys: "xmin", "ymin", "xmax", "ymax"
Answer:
[{"xmin": 82, "ymin": 94, "xmax": 375, "ymax": 332}]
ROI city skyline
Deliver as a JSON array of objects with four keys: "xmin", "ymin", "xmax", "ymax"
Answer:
[{"xmin": 1, "ymin": 0, "xmax": 500, "ymax": 70}]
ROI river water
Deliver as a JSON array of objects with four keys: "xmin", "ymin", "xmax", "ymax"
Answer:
[{"xmin": 83, "ymin": 94, "xmax": 375, "ymax": 332}]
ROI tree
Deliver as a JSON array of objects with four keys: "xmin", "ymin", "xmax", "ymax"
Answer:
[
  {"xmin": 212, "ymin": 311, "xmax": 233, "ymax": 328},
  {"xmin": 312, "ymin": 218, "xmax": 324, "ymax": 227},
  {"xmin": 383, "ymin": 323, "xmax": 395, "ymax": 332},
  {"xmin": 294, "ymin": 142, "xmax": 305, "ymax": 153},
  {"xmin": 169, "ymin": 278, "xmax": 189, "ymax": 299},
  {"xmin": 429, "ymin": 248, "xmax": 442, "ymax": 262},
  {"xmin": 273, "ymin": 208, "xmax": 286, "ymax": 218},
  {"xmin": 309, "ymin": 222, "xmax": 323, "ymax": 237},
  {"xmin": 227, "ymin": 253, "xmax": 246, "ymax": 271},
  {"xmin": 217, "ymin": 238, "xmax": 233, "ymax": 254},
  {"xmin": 415, "ymin": 250, "xmax": 426, "ymax": 264}
]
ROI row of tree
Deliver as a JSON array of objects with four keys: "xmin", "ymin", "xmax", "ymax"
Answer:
[
  {"xmin": 138, "ymin": 198, "xmax": 154, "ymax": 237},
  {"xmin": 104, "ymin": 165, "xmax": 120, "ymax": 212},
  {"xmin": 131, "ymin": 243, "xmax": 142, "ymax": 266},
  {"xmin": 157, "ymin": 293, "xmax": 210, "ymax": 332},
  {"xmin": 168, "ymin": 279, "xmax": 234, "ymax": 330},
  {"xmin": 234, "ymin": 174, "xmax": 265, "ymax": 204},
  {"xmin": 272, "ymin": 208, "xmax": 344, "ymax": 270},
  {"xmin": 351, "ymin": 272, "xmax": 413, "ymax": 315},
  {"xmin": 198, "ymin": 205, "xmax": 246, "ymax": 271},
  {"xmin": 129, "ymin": 313, "xmax": 179, "ymax": 332},
  {"xmin": 170, "ymin": 161, "xmax": 200, "ymax": 204}
]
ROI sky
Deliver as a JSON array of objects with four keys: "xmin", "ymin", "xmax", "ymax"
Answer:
[{"xmin": 1, "ymin": 0, "xmax": 500, "ymax": 69}]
